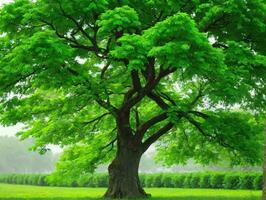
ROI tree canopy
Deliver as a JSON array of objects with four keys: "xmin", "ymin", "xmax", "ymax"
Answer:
[{"xmin": 0, "ymin": 0, "xmax": 265, "ymax": 197}]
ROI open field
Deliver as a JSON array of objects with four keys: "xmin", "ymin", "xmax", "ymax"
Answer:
[{"xmin": 0, "ymin": 183, "xmax": 262, "ymax": 200}]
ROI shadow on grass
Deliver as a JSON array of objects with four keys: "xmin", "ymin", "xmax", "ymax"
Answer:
[{"xmin": 0, "ymin": 197, "xmax": 260, "ymax": 200}]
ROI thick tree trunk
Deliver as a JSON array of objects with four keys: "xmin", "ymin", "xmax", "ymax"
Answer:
[{"xmin": 104, "ymin": 146, "xmax": 149, "ymax": 198}]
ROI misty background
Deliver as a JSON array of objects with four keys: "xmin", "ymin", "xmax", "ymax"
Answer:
[{"xmin": 0, "ymin": 125, "xmax": 261, "ymax": 174}]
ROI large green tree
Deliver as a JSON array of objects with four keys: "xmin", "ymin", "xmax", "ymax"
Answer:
[{"xmin": 0, "ymin": 0, "xmax": 265, "ymax": 198}]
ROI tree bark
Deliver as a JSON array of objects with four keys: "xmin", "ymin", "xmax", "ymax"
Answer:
[{"xmin": 104, "ymin": 145, "xmax": 149, "ymax": 198}]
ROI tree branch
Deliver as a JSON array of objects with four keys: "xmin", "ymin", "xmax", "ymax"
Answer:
[
  {"xmin": 41, "ymin": 20, "xmax": 117, "ymax": 114},
  {"xmin": 157, "ymin": 91, "xmax": 177, "ymax": 106},
  {"xmin": 61, "ymin": 64, "xmax": 118, "ymax": 115},
  {"xmin": 101, "ymin": 61, "xmax": 111, "ymax": 79},
  {"xmin": 1, "ymin": 67, "xmax": 46, "ymax": 92},
  {"xmin": 123, "ymin": 69, "xmax": 142, "ymax": 102},
  {"xmin": 131, "ymin": 70, "xmax": 142, "ymax": 92},
  {"xmin": 95, "ymin": 99, "xmax": 118, "ymax": 115},
  {"xmin": 188, "ymin": 85, "xmax": 205, "ymax": 109},
  {"xmin": 134, "ymin": 108, "xmax": 140, "ymax": 130},
  {"xmin": 101, "ymin": 136, "xmax": 117, "ymax": 151},
  {"xmin": 81, "ymin": 112, "xmax": 110, "ymax": 125},
  {"xmin": 184, "ymin": 115, "xmax": 235, "ymax": 150},
  {"xmin": 57, "ymin": 0, "xmax": 93, "ymax": 42},
  {"xmin": 212, "ymin": 42, "xmax": 228, "ymax": 49},
  {"xmin": 188, "ymin": 111, "xmax": 209, "ymax": 119},
  {"xmin": 142, "ymin": 57, "xmax": 156, "ymax": 82},
  {"xmin": 142, "ymin": 122, "xmax": 174, "ymax": 152},
  {"xmin": 200, "ymin": 13, "xmax": 227, "ymax": 32},
  {"xmin": 122, "ymin": 67, "xmax": 176, "ymax": 111},
  {"xmin": 184, "ymin": 115, "xmax": 208, "ymax": 137},
  {"xmin": 147, "ymin": 92, "xmax": 170, "ymax": 110},
  {"xmin": 136, "ymin": 112, "xmax": 168, "ymax": 140},
  {"xmin": 56, "ymin": 0, "xmax": 104, "ymax": 55},
  {"xmin": 40, "ymin": 19, "xmax": 95, "ymax": 52},
  {"xmin": 139, "ymin": 86, "xmax": 207, "ymax": 149}
]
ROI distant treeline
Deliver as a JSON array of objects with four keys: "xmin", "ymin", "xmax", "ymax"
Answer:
[
  {"xmin": 0, "ymin": 172, "xmax": 262, "ymax": 190},
  {"xmin": 0, "ymin": 136, "xmax": 58, "ymax": 173},
  {"xmin": 0, "ymin": 137, "xmax": 261, "ymax": 174}
]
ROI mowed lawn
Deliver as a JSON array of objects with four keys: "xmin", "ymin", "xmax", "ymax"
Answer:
[{"xmin": 0, "ymin": 183, "xmax": 261, "ymax": 200}]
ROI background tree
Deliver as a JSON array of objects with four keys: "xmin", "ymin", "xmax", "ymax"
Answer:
[{"xmin": 0, "ymin": 0, "xmax": 265, "ymax": 198}]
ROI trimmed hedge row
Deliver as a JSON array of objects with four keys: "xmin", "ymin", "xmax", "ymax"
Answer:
[
  {"xmin": 0, "ymin": 174, "xmax": 48, "ymax": 186},
  {"xmin": 0, "ymin": 172, "xmax": 262, "ymax": 190},
  {"xmin": 140, "ymin": 173, "xmax": 262, "ymax": 190}
]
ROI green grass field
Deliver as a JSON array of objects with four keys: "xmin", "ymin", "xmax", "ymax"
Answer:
[{"xmin": 0, "ymin": 183, "xmax": 262, "ymax": 200}]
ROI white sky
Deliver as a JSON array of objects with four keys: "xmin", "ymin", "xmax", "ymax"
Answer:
[
  {"xmin": 0, "ymin": 123, "xmax": 62, "ymax": 153},
  {"xmin": 0, "ymin": 0, "xmax": 13, "ymax": 5},
  {"xmin": 0, "ymin": 124, "xmax": 23, "ymax": 137}
]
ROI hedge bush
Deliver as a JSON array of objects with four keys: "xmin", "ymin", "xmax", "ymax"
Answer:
[
  {"xmin": 0, "ymin": 172, "xmax": 262, "ymax": 190},
  {"xmin": 0, "ymin": 174, "xmax": 49, "ymax": 186},
  {"xmin": 210, "ymin": 173, "xmax": 225, "ymax": 188},
  {"xmin": 253, "ymin": 174, "xmax": 263, "ymax": 190},
  {"xmin": 239, "ymin": 174, "xmax": 256, "ymax": 189},
  {"xmin": 199, "ymin": 174, "xmax": 212, "ymax": 188},
  {"xmin": 223, "ymin": 174, "xmax": 241, "ymax": 189},
  {"xmin": 161, "ymin": 174, "xmax": 174, "ymax": 187}
]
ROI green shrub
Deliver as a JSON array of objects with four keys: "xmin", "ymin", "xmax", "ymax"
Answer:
[
  {"xmin": 199, "ymin": 174, "xmax": 211, "ymax": 188},
  {"xmin": 77, "ymin": 175, "xmax": 90, "ymax": 187},
  {"xmin": 139, "ymin": 174, "xmax": 146, "ymax": 187},
  {"xmin": 86, "ymin": 175, "xmax": 95, "ymax": 187},
  {"xmin": 239, "ymin": 174, "xmax": 256, "ymax": 189},
  {"xmin": 152, "ymin": 173, "xmax": 163, "ymax": 187},
  {"xmin": 0, "ymin": 172, "xmax": 262, "ymax": 190},
  {"xmin": 183, "ymin": 174, "xmax": 192, "ymax": 188},
  {"xmin": 10, "ymin": 174, "xmax": 16, "ymax": 184},
  {"xmin": 190, "ymin": 174, "xmax": 201, "ymax": 188},
  {"xmin": 22, "ymin": 175, "xmax": 29, "ymax": 185},
  {"xmin": 144, "ymin": 174, "xmax": 154, "ymax": 187},
  {"xmin": 161, "ymin": 174, "xmax": 173, "ymax": 187},
  {"xmin": 93, "ymin": 174, "xmax": 108, "ymax": 187},
  {"xmin": 171, "ymin": 174, "xmax": 186, "ymax": 188},
  {"xmin": 38, "ymin": 175, "xmax": 48, "ymax": 186},
  {"xmin": 210, "ymin": 174, "xmax": 225, "ymax": 188},
  {"xmin": 223, "ymin": 174, "xmax": 240, "ymax": 189},
  {"xmin": 253, "ymin": 175, "xmax": 263, "ymax": 190}
]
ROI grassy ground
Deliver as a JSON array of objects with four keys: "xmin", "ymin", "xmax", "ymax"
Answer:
[{"xmin": 0, "ymin": 183, "xmax": 262, "ymax": 200}]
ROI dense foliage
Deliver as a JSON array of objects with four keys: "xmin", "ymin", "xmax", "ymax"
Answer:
[{"xmin": 0, "ymin": 172, "xmax": 262, "ymax": 190}]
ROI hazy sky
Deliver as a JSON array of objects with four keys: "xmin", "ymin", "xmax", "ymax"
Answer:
[
  {"xmin": 0, "ymin": 0, "xmax": 13, "ymax": 5},
  {"xmin": 0, "ymin": 123, "xmax": 62, "ymax": 153},
  {"xmin": 0, "ymin": 124, "xmax": 23, "ymax": 137}
]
